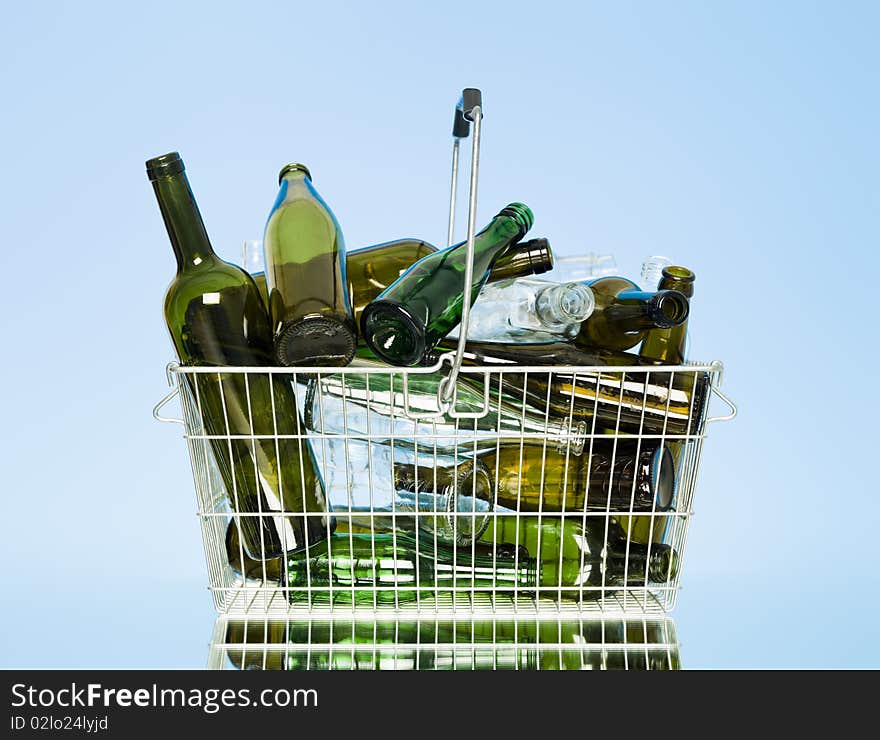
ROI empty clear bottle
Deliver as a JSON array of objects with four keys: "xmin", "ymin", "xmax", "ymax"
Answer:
[
  {"xmin": 461, "ymin": 277, "xmax": 595, "ymax": 342},
  {"xmin": 264, "ymin": 163, "xmax": 358, "ymax": 366}
]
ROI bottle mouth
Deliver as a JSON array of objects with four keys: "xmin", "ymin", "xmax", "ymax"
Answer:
[
  {"xmin": 647, "ymin": 290, "xmax": 690, "ymax": 328},
  {"xmin": 146, "ymin": 152, "xmax": 184, "ymax": 180},
  {"xmin": 278, "ymin": 162, "xmax": 312, "ymax": 184},
  {"xmin": 495, "ymin": 202, "xmax": 535, "ymax": 238},
  {"xmin": 649, "ymin": 545, "xmax": 680, "ymax": 583},
  {"xmin": 663, "ymin": 266, "xmax": 695, "ymax": 281}
]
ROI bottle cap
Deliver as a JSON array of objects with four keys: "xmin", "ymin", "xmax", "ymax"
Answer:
[
  {"xmin": 278, "ymin": 163, "xmax": 312, "ymax": 184},
  {"xmin": 275, "ymin": 316, "xmax": 357, "ymax": 367},
  {"xmin": 146, "ymin": 152, "xmax": 184, "ymax": 180},
  {"xmin": 646, "ymin": 290, "xmax": 690, "ymax": 329}
]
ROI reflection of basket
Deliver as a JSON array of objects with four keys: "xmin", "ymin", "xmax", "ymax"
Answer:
[
  {"xmin": 153, "ymin": 89, "xmax": 736, "ymax": 618},
  {"xmin": 208, "ymin": 615, "xmax": 681, "ymax": 670}
]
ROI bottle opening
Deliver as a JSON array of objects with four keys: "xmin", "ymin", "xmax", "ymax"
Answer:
[
  {"xmin": 146, "ymin": 152, "xmax": 184, "ymax": 180},
  {"xmin": 649, "ymin": 290, "xmax": 690, "ymax": 328},
  {"xmin": 663, "ymin": 266, "xmax": 695, "ymax": 281},
  {"xmin": 278, "ymin": 162, "xmax": 312, "ymax": 184},
  {"xmin": 558, "ymin": 283, "xmax": 595, "ymax": 321}
]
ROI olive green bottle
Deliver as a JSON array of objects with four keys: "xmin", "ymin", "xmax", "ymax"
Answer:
[
  {"xmin": 477, "ymin": 440, "xmax": 676, "ymax": 513},
  {"xmin": 148, "ymin": 152, "xmax": 332, "ymax": 560},
  {"xmin": 245, "ymin": 236, "xmax": 552, "ymax": 337},
  {"xmin": 361, "ymin": 202, "xmax": 535, "ymax": 366},
  {"xmin": 284, "ymin": 533, "xmax": 536, "ymax": 606},
  {"xmin": 640, "ymin": 266, "xmax": 695, "ymax": 364},
  {"xmin": 573, "ymin": 276, "xmax": 690, "ymax": 351},
  {"xmin": 264, "ymin": 163, "xmax": 358, "ymax": 366},
  {"xmin": 479, "ymin": 515, "xmax": 679, "ymax": 597},
  {"xmin": 430, "ymin": 338, "xmax": 710, "ymax": 436}
]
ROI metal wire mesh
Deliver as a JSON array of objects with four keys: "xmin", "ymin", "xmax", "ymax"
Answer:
[
  {"xmin": 163, "ymin": 358, "xmax": 730, "ymax": 617},
  {"xmin": 207, "ymin": 614, "xmax": 681, "ymax": 670}
]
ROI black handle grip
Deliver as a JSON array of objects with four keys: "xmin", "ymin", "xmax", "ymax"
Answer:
[
  {"xmin": 452, "ymin": 107, "xmax": 470, "ymax": 138},
  {"xmin": 460, "ymin": 87, "xmax": 482, "ymax": 122}
]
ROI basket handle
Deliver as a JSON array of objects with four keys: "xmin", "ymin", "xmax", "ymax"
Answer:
[
  {"xmin": 446, "ymin": 90, "xmax": 478, "ymax": 246},
  {"xmin": 706, "ymin": 385, "xmax": 737, "ymax": 423},
  {"xmin": 437, "ymin": 88, "xmax": 483, "ymax": 411},
  {"xmin": 153, "ymin": 362, "xmax": 185, "ymax": 425}
]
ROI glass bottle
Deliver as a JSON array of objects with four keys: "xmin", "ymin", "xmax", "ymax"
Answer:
[
  {"xmin": 639, "ymin": 255, "xmax": 673, "ymax": 290},
  {"xmin": 264, "ymin": 163, "xmax": 358, "ymax": 366},
  {"xmin": 479, "ymin": 515, "xmax": 679, "ymax": 596},
  {"xmin": 314, "ymin": 438, "xmax": 495, "ymax": 546},
  {"xmin": 429, "ymin": 338, "xmax": 711, "ymax": 437},
  {"xmin": 284, "ymin": 533, "xmax": 537, "ymax": 606},
  {"xmin": 477, "ymin": 440, "xmax": 677, "ymax": 513},
  {"xmin": 640, "ymin": 266, "xmax": 695, "ymax": 365},
  {"xmin": 148, "ymin": 152, "xmax": 332, "ymax": 560},
  {"xmin": 461, "ymin": 277, "xmax": 595, "ymax": 342},
  {"xmin": 298, "ymin": 367, "xmax": 590, "ymax": 456},
  {"xmin": 241, "ymin": 239, "xmax": 268, "ymax": 307},
  {"xmin": 361, "ymin": 202, "xmax": 535, "ymax": 366},
  {"xmin": 573, "ymin": 276, "xmax": 690, "ymax": 352}
]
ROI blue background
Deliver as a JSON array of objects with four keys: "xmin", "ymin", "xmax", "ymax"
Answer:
[{"xmin": 1, "ymin": 0, "xmax": 877, "ymax": 669}]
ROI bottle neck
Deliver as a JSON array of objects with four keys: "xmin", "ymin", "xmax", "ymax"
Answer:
[
  {"xmin": 151, "ymin": 171, "xmax": 216, "ymax": 272},
  {"xmin": 487, "ymin": 238, "xmax": 554, "ymax": 281},
  {"xmin": 604, "ymin": 290, "xmax": 690, "ymax": 332},
  {"xmin": 658, "ymin": 266, "xmax": 695, "ymax": 298}
]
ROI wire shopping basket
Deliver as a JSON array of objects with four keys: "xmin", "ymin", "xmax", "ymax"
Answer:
[{"xmin": 153, "ymin": 89, "xmax": 736, "ymax": 618}]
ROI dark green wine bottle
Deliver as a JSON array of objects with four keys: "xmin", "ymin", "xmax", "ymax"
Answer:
[
  {"xmin": 284, "ymin": 533, "xmax": 537, "ymax": 606},
  {"xmin": 574, "ymin": 276, "xmax": 690, "ymax": 351},
  {"xmin": 477, "ymin": 440, "xmax": 676, "ymax": 513},
  {"xmin": 430, "ymin": 338, "xmax": 710, "ymax": 436},
  {"xmin": 264, "ymin": 163, "xmax": 358, "ymax": 367},
  {"xmin": 149, "ymin": 152, "xmax": 332, "ymax": 560},
  {"xmin": 640, "ymin": 266, "xmax": 695, "ymax": 364},
  {"xmin": 479, "ymin": 515, "xmax": 679, "ymax": 593},
  {"xmin": 360, "ymin": 203, "xmax": 535, "ymax": 366}
]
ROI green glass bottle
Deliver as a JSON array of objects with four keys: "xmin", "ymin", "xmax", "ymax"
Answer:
[
  {"xmin": 264, "ymin": 163, "xmax": 358, "ymax": 366},
  {"xmin": 430, "ymin": 338, "xmax": 710, "ymax": 437},
  {"xmin": 479, "ymin": 515, "xmax": 679, "ymax": 596},
  {"xmin": 284, "ymin": 533, "xmax": 537, "ymax": 606},
  {"xmin": 148, "ymin": 152, "xmax": 332, "ymax": 560},
  {"xmin": 361, "ymin": 202, "xmax": 536, "ymax": 366},
  {"xmin": 640, "ymin": 266, "xmax": 696, "ymax": 364},
  {"xmin": 573, "ymin": 276, "xmax": 690, "ymax": 352},
  {"xmin": 477, "ymin": 440, "xmax": 676, "ymax": 513}
]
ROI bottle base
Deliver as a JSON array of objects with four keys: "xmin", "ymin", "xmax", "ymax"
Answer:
[{"xmin": 275, "ymin": 316, "xmax": 357, "ymax": 367}]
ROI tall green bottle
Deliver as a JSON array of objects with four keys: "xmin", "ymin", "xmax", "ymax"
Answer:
[
  {"xmin": 479, "ymin": 515, "xmax": 679, "ymax": 596},
  {"xmin": 284, "ymin": 533, "xmax": 536, "ymax": 606},
  {"xmin": 148, "ymin": 152, "xmax": 332, "ymax": 560},
  {"xmin": 640, "ymin": 266, "xmax": 695, "ymax": 364},
  {"xmin": 573, "ymin": 276, "xmax": 690, "ymax": 351},
  {"xmin": 477, "ymin": 440, "xmax": 676, "ymax": 513},
  {"xmin": 430, "ymin": 338, "xmax": 710, "ymax": 436},
  {"xmin": 264, "ymin": 163, "xmax": 358, "ymax": 367},
  {"xmin": 361, "ymin": 203, "xmax": 535, "ymax": 366}
]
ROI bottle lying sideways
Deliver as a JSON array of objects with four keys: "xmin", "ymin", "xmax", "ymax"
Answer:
[
  {"xmin": 297, "ymin": 365, "xmax": 590, "ymax": 455},
  {"xmin": 312, "ymin": 437, "xmax": 495, "ymax": 546},
  {"xmin": 476, "ymin": 440, "xmax": 677, "ymax": 513},
  {"xmin": 458, "ymin": 277, "xmax": 596, "ymax": 342},
  {"xmin": 283, "ymin": 519, "xmax": 679, "ymax": 605},
  {"xmin": 429, "ymin": 339, "xmax": 710, "ymax": 437},
  {"xmin": 361, "ymin": 202, "xmax": 537, "ymax": 366}
]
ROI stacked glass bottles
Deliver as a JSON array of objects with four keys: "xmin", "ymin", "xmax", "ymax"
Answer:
[
  {"xmin": 148, "ymin": 152, "xmax": 332, "ymax": 560},
  {"xmin": 264, "ymin": 163, "xmax": 358, "ymax": 366}
]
